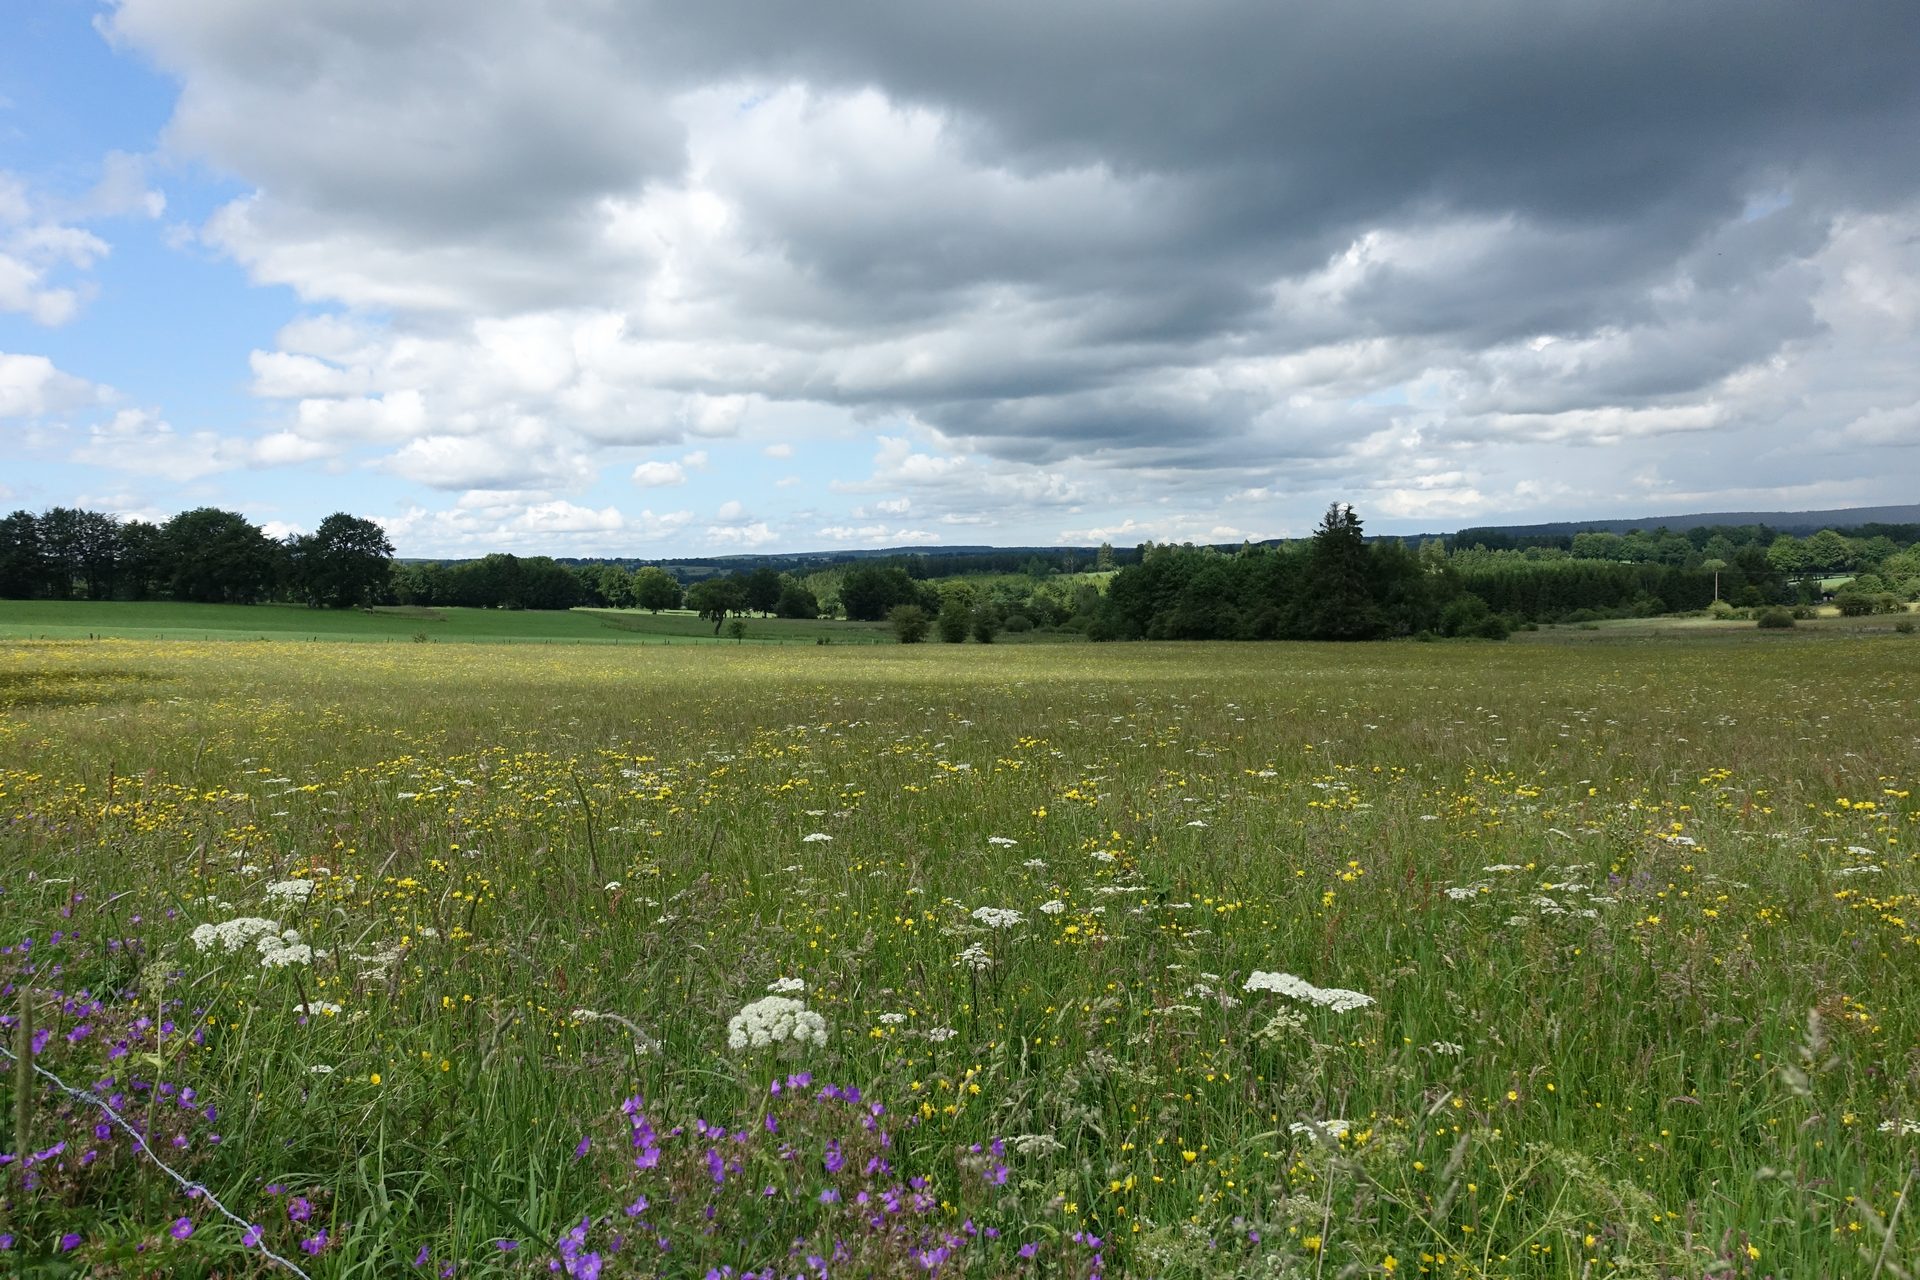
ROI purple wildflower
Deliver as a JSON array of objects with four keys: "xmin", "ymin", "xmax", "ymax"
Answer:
[{"xmin": 170, "ymin": 1218, "xmax": 194, "ymax": 1241}]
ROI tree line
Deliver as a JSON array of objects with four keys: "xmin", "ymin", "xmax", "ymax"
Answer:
[
  {"xmin": 1079, "ymin": 504, "xmax": 1794, "ymax": 642},
  {"xmin": 0, "ymin": 506, "xmax": 395, "ymax": 607}
]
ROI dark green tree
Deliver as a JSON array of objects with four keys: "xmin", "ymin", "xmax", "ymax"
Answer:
[
  {"xmin": 633, "ymin": 566, "xmax": 683, "ymax": 613},
  {"xmin": 76, "ymin": 509, "xmax": 122, "ymax": 600},
  {"xmin": 161, "ymin": 508, "xmax": 283, "ymax": 603},
  {"xmin": 1298, "ymin": 503, "xmax": 1382, "ymax": 640},
  {"xmin": 288, "ymin": 513, "xmax": 395, "ymax": 608},
  {"xmin": 0, "ymin": 510, "xmax": 45, "ymax": 598},
  {"xmin": 774, "ymin": 580, "xmax": 820, "ymax": 619},
  {"xmin": 686, "ymin": 578, "xmax": 744, "ymax": 633},
  {"xmin": 742, "ymin": 567, "xmax": 783, "ymax": 616}
]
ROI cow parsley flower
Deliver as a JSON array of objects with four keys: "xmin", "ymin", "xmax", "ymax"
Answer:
[
  {"xmin": 1039, "ymin": 900, "xmax": 1067, "ymax": 915},
  {"xmin": 1244, "ymin": 971, "xmax": 1375, "ymax": 1012},
  {"xmin": 191, "ymin": 917, "xmax": 282, "ymax": 954},
  {"xmin": 971, "ymin": 907, "xmax": 1025, "ymax": 929},
  {"xmin": 802, "ymin": 832, "xmax": 833, "ymax": 843},
  {"xmin": 265, "ymin": 879, "xmax": 316, "ymax": 905},
  {"xmin": 1288, "ymin": 1119, "xmax": 1351, "ymax": 1139},
  {"xmin": 988, "ymin": 836, "xmax": 1018, "ymax": 846},
  {"xmin": 727, "ymin": 996, "xmax": 828, "ymax": 1051},
  {"xmin": 257, "ymin": 930, "xmax": 314, "ymax": 968},
  {"xmin": 953, "ymin": 943, "xmax": 993, "ymax": 972},
  {"xmin": 766, "ymin": 977, "xmax": 806, "ymax": 993}
]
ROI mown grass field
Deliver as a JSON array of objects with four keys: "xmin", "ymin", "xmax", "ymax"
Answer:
[
  {"xmin": 0, "ymin": 601, "xmax": 898, "ymax": 646},
  {"xmin": 0, "ymin": 631, "xmax": 1916, "ymax": 1277}
]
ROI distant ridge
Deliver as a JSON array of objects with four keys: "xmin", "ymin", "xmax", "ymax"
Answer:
[{"xmin": 1441, "ymin": 502, "xmax": 1920, "ymax": 541}]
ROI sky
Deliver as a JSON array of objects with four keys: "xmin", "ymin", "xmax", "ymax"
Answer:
[{"xmin": 3, "ymin": 2, "xmax": 1918, "ymax": 558}]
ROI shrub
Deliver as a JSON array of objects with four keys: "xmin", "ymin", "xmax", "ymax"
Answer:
[
  {"xmin": 935, "ymin": 601, "xmax": 970, "ymax": 643},
  {"xmin": 1756, "ymin": 607, "xmax": 1795, "ymax": 629},
  {"xmin": 889, "ymin": 604, "xmax": 931, "ymax": 644},
  {"xmin": 1708, "ymin": 599, "xmax": 1736, "ymax": 620},
  {"xmin": 1895, "ymin": 619, "xmax": 1915, "ymax": 635},
  {"xmin": 1834, "ymin": 590, "xmax": 1875, "ymax": 617}
]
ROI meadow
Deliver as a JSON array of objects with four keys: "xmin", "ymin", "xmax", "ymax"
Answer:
[{"xmin": 0, "ymin": 630, "xmax": 1915, "ymax": 1277}]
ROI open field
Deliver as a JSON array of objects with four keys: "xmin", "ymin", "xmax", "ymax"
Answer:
[
  {"xmin": 1, "ymin": 633, "xmax": 1917, "ymax": 1276},
  {"xmin": 0, "ymin": 601, "xmax": 899, "ymax": 646}
]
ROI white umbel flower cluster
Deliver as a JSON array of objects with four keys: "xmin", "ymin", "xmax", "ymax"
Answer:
[
  {"xmin": 766, "ymin": 977, "xmax": 806, "ymax": 993},
  {"xmin": 971, "ymin": 906, "xmax": 1025, "ymax": 929},
  {"xmin": 191, "ymin": 917, "xmax": 283, "ymax": 953},
  {"xmin": 1244, "ymin": 971, "xmax": 1376, "ymax": 1012},
  {"xmin": 257, "ymin": 932, "xmax": 314, "ymax": 968},
  {"xmin": 264, "ymin": 879, "xmax": 316, "ymax": 904},
  {"xmin": 1288, "ymin": 1119, "xmax": 1351, "ymax": 1138},
  {"xmin": 191, "ymin": 916, "xmax": 315, "ymax": 968},
  {"xmin": 727, "ymin": 995, "xmax": 828, "ymax": 1051}
]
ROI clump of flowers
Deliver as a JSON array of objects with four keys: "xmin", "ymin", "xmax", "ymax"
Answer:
[
  {"xmin": 1243, "ymin": 971, "xmax": 1375, "ymax": 1012},
  {"xmin": 189, "ymin": 917, "xmax": 283, "ymax": 954},
  {"xmin": 971, "ymin": 907, "xmax": 1025, "ymax": 929},
  {"xmin": 263, "ymin": 879, "xmax": 316, "ymax": 905},
  {"xmin": 544, "ymin": 1080, "xmax": 1092, "ymax": 1278},
  {"xmin": 727, "ymin": 995, "xmax": 828, "ymax": 1050}
]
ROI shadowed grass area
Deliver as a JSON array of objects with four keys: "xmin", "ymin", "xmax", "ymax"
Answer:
[{"xmin": 0, "ymin": 633, "xmax": 1916, "ymax": 1275}]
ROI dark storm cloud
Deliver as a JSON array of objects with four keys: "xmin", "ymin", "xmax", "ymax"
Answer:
[{"xmin": 104, "ymin": 0, "xmax": 1920, "ymax": 536}]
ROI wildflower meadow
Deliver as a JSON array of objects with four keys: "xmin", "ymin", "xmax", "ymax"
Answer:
[{"xmin": 0, "ymin": 632, "xmax": 1915, "ymax": 1277}]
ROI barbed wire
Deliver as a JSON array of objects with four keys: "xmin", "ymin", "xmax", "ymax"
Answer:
[{"xmin": 1, "ymin": 1040, "xmax": 314, "ymax": 1278}]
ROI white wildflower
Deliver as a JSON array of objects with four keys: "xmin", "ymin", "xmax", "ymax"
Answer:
[
  {"xmin": 766, "ymin": 977, "xmax": 807, "ymax": 993},
  {"xmin": 1831, "ymin": 864, "xmax": 1882, "ymax": 877},
  {"xmin": 191, "ymin": 917, "xmax": 282, "ymax": 954},
  {"xmin": 924, "ymin": 1027, "xmax": 958, "ymax": 1042},
  {"xmin": 1878, "ymin": 1119, "xmax": 1920, "ymax": 1135},
  {"xmin": 988, "ymin": 836, "xmax": 1018, "ymax": 846},
  {"xmin": 726, "ymin": 995, "xmax": 828, "ymax": 1051},
  {"xmin": 1444, "ymin": 885, "xmax": 1481, "ymax": 901},
  {"xmin": 264, "ymin": 879, "xmax": 315, "ymax": 904},
  {"xmin": 1287, "ymin": 1119, "xmax": 1351, "ymax": 1139},
  {"xmin": 309, "ymin": 1064, "xmax": 335, "ymax": 1075},
  {"xmin": 1022, "ymin": 858, "xmax": 1048, "ymax": 869},
  {"xmin": 604, "ymin": 880, "xmax": 623, "ymax": 891},
  {"xmin": 1255, "ymin": 1008, "xmax": 1308, "ymax": 1043},
  {"xmin": 257, "ymin": 930, "xmax": 313, "ymax": 968},
  {"xmin": 298, "ymin": 1001, "xmax": 343, "ymax": 1017},
  {"xmin": 1039, "ymin": 899, "xmax": 1067, "ymax": 915},
  {"xmin": 1427, "ymin": 1040, "xmax": 1465, "ymax": 1056},
  {"xmin": 1090, "ymin": 851, "xmax": 1117, "ymax": 863},
  {"xmin": 1483, "ymin": 863, "xmax": 1524, "ymax": 873},
  {"xmin": 878, "ymin": 1012, "xmax": 908, "ymax": 1026},
  {"xmin": 1010, "ymin": 1133, "xmax": 1064, "ymax": 1155},
  {"xmin": 1243, "ymin": 971, "xmax": 1375, "ymax": 1012},
  {"xmin": 802, "ymin": 832, "xmax": 833, "ymax": 843},
  {"xmin": 971, "ymin": 906, "xmax": 1025, "ymax": 929},
  {"xmin": 953, "ymin": 943, "xmax": 994, "ymax": 972}
]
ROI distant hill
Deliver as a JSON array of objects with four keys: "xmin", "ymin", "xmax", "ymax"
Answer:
[{"xmin": 1442, "ymin": 503, "xmax": 1920, "ymax": 543}]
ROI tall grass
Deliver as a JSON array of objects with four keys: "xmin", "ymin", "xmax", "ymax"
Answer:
[{"xmin": 0, "ymin": 634, "xmax": 1915, "ymax": 1276}]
